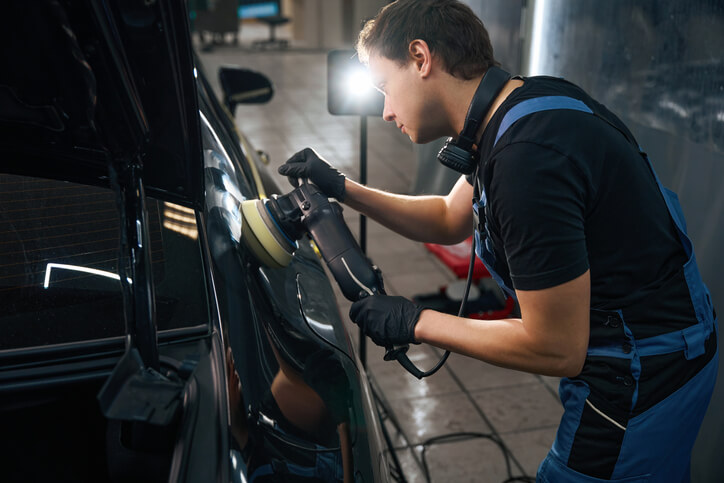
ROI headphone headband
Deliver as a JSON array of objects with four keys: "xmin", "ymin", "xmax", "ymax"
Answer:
[
  {"xmin": 456, "ymin": 66, "xmax": 512, "ymax": 150},
  {"xmin": 437, "ymin": 66, "xmax": 512, "ymax": 174}
]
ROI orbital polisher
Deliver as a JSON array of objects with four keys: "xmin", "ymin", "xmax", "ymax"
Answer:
[{"xmin": 239, "ymin": 180, "xmax": 427, "ymax": 378}]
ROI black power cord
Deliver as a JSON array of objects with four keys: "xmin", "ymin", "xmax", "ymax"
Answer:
[
  {"xmin": 398, "ymin": 165, "xmax": 482, "ymax": 379},
  {"xmin": 368, "ymin": 365, "xmax": 537, "ymax": 483},
  {"xmin": 419, "ymin": 432, "xmax": 535, "ymax": 483}
]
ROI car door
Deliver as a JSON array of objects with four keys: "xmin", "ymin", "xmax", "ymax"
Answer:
[{"xmin": 196, "ymin": 64, "xmax": 391, "ymax": 482}]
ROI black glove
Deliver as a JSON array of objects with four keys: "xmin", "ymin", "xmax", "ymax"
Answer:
[
  {"xmin": 278, "ymin": 148, "xmax": 346, "ymax": 201},
  {"xmin": 349, "ymin": 295, "xmax": 425, "ymax": 346},
  {"xmin": 302, "ymin": 349, "xmax": 351, "ymax": 425}
]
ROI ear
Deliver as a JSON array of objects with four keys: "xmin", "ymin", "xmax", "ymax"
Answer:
[{"xmin": 408, "ymin": 39, "xmax": 433, "ymax": 78}]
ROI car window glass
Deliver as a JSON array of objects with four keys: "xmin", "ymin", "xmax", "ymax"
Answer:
[
  {"xmin": 0, "ymin": 174, "xmax": 208, "ymax": 351},
  {"xmin": 196, "ymin": 67, "xmax": 260, "ymax": 196}
]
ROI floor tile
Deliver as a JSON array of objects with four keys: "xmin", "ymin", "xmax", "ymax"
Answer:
[
  {"xmin": 377, "ymin": 409, "xmax": 412, "ymax": 449},
  {"xmin": 500, "ymin": 427, "xmax": 557, "ymax": 478},
  {"xmin": 471, "ymin": 383, "xmax": 563, "ymax": 434},
  {"xmin": 384, "ymin": 269, "xmax": 456, "ymax": 299},
  {"xmin": 386, "ymin": 446, "xmax": 427, "ymax": 483},
  {"xmin": 368, "ymin": 245, "xmax": 442, "ymax": 279},
  {"xmin": 386, "ymin": 393, "xmax": 492, "ymax": 445},
  {"xmin": 443, "ymin": 352, "xmax": 539, "ymax": 391},
  {"xmin": 366, "ymin": 348, "xmax": 460, "ymax": 401},
  {"xmin": 537, "ymin": 374, "xmax": 562, "ymax": 398},
  {"xmin": 363, "ymin": 339, "xmax": 390, "ymax": 364},
  {"xmin": 371, "ymin": 253, "xmax": 442, "ymax": 281},
  {"xmin": 420, "ymin": 436, "xmax": 513, "ymax": 483}
]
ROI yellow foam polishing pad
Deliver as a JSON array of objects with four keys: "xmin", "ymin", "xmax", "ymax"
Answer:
[{"xmin": 240, "ymin": 199, "xmax": 293, "ymax": 268}]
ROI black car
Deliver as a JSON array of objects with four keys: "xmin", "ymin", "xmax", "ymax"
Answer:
[{"xmin": 0, "ymin": 1, "xmax": 391, "ymax": 481}]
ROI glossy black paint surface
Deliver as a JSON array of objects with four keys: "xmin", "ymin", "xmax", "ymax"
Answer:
[{"xmin": 197, "ymin": 72, "xmax": 389, "ymax": 480}]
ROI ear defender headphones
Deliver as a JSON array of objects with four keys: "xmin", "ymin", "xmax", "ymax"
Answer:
[{"xmin": 437, "ymin": 66, "xmax": 511, "ymax": 175}]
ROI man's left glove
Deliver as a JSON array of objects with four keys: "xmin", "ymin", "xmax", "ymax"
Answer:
[
  {"xmin": 349, "ymin": 295, "xmax": 425, "ymax": 346},
  {"xmin": 278, "ymin": 148, "xmax": 346, "ymax": 201}
]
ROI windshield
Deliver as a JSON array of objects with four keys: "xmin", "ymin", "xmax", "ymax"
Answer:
[{"xmin": 0, "ymin": 174, "xmax": 209, "ymax": 351}]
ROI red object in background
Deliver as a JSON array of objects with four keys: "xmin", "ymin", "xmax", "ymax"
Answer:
[
  {"xmin": 424, "ymin": 237, "xmax": 514, "ymax": 319},
  {"xmin": 424, "ymin": 237, "xmax": 488, "ymax": 279}
]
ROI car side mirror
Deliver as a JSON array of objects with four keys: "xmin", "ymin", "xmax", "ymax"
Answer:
[{"xmin": 218, "ymin": 66, "xmax": 274, "ymax": 115}]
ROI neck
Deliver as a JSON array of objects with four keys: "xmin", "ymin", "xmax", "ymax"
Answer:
[
  {"xmin": 475, "ymin": 77, "xmax": 524, "ymax": 142},
  {"xmin": 446, "ymin": 76, "xmax": 484, "ymax": 136},
  {"xmin": 445, "ymin": 74, "xmax": 523, "ymax": 142}
]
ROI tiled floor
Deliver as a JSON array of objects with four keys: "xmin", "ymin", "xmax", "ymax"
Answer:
[{"xmin": 198, "ymin": 24, "xmax": 562, "ymax": 483}]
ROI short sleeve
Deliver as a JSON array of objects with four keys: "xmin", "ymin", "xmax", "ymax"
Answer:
[{"xmin": 487, "ymin": 142, "xmax": 590, "ymax": 290}]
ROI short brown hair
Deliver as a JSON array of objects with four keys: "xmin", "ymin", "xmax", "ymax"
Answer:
[{"xmin": 356, "ymin": 0, "xmax": 499, "ymax": 80}]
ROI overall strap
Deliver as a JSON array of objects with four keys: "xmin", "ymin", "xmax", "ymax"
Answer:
[
  {"xmin": 476, "ymin": 96, "xmax": 596, "ymax": 300},
  {"xmin": 490, "ymin": 94, "xmax": 715, "ymax": 361},
  {"xmin": 493, "ymin": 95, "xmax": 690, "ymax": 248},
  {"xmin": 494, "ymin": 96, "xmax": 593, "ymax": 146}
]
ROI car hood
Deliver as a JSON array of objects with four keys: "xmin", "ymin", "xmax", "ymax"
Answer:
[{"xmin": 0, "ymin": 0, "xmax": 202, "ymax": 208}]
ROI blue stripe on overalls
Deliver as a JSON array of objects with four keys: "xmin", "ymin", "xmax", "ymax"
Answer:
[{"xmin": 472, "ymin": 96, "xmax": 718, "ymax": 482}]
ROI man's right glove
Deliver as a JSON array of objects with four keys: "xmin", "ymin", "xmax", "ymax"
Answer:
[
  {"xmin": 278, "ymin": 148, "xmax": 346, "ymax": 201},
  {"xmin": 349, "ymin": 295, "xmax": 425, "ymax": 347}
]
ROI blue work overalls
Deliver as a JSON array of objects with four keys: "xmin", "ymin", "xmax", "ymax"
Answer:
[{"xmin": 472, "ymin": 96, "xmax": 718, "ymax": 482}]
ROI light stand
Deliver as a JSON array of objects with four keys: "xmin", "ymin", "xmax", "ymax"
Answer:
[
  {"xmin": 327, "ymin": 50, "xmax": 384, "ymax": 368},
  {"xmin": 358, "ymin": 115, "xmax": 368, "ymax": 364},
  {"xmin": 327, "ymin": 51, "xmax": 410, "ymax": 481}
]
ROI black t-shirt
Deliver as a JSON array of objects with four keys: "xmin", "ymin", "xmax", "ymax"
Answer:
[{"xmin": 470, "ymin": 76, "xmax": 697, "ymax": 337}]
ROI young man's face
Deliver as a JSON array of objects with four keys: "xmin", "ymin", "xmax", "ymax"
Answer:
[{"xmin": 368, "ymin": 52, "xmax": 445, "ymax": 144}]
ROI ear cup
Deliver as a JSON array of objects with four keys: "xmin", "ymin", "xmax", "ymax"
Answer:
[
  {"xmin": 240, "ymin": 199, "xmax": 295, "ymax": 268},
  {"xmin": 437, "ymin": 139, "xmax": 479, "ymax": 175},
  {"xmin": 437, "ymin": 66, "xmax": 511, "ymax": 174}
]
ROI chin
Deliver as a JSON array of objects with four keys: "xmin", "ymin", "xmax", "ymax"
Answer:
[
  {"xmin": 414, "ymin": 133, "xmax": 439, "ymax": 145},
  {"xmin": 401, "ymin": 127, "xmax": 440, "ymax": 145},
  {"xmin": 400, "ymin": 130, "xmax": 417, "ymax": 143}
]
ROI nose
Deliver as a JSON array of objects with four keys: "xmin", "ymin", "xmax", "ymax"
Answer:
[{"xmin": 382, "ymin": 97, "xmax": 395, "ymax": 122}]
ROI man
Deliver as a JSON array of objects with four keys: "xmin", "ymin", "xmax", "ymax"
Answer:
[{"xmin": 278, "ymin": 1, "xmax": 718, "ymax": 481}]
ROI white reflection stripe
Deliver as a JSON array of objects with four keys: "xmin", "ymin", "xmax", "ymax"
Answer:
[
  {"xmin": 585, "ymin": 398, "xmax": 627, "ymax": 431},
  {"xmin": 341, "ymin": 257, "xmax": 374, "ymax": 297},
  {"xmin": 43, "ymin": 263, "xmax": 132, "ymax": 289}
]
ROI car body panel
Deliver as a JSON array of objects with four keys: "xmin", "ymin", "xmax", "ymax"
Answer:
[
  {"xmin": 0, "ymin": 0, "xmax": 202, "ymax": 208},
  {"xmin": 0, "ymin": 1, "xmax": 391, "ymax": 481}
]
